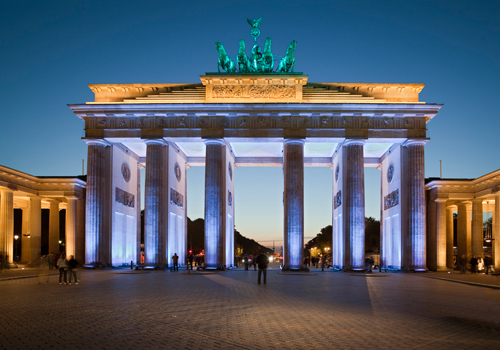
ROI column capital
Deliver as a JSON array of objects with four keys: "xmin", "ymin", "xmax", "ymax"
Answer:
[
  {"xmin": 283, "ymin": 138, "xmax": 305, "ymax": 146},
  {"xmin": 343, "ymin": 139, "xmax": 366, "ymax": 147},
  {"xmin": 472, "ymin": 198, "xmax": 484, "ymax": 204},
  {"xmin": 84, "ymin": 139, "xmax": 110, "ymax": 147},
  {"xmin": 203, "ymin": 138, "xmax": 225, "ymax": 146},
  {"xmin": 403, "ymin": 139, "xmax": 428, "ymax": 147},
  {"xmin": 144, "ymin": 138, "xmax": 167, "ymax": 146}
]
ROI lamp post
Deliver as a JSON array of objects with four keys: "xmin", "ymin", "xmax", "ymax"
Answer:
[{"xmin": 14, "ymin": 235, "xmax": 19, "ymax": 265}]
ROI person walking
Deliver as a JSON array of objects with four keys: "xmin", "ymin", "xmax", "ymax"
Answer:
[
  {"xmin": 458, "ymin": 254, "xmax": 467, "ymax": 274},
  {"xmin": 172, "ymin": 253, "xmax": 179, "ymax": 271},
  {"xmin": 470, "ymin": 255, "xmax": 478, "ymax": 274},
  {"xmin": 321, "ymin": 254, "xmax": 326, "ymax": 272},
  {"xmin": 67, "ymin": 255, "xmax": 78, "ymax": 285},
  {"xmin": 46, "ymin": 252, "xmax": 55, "ymax": 270},
  {"xmin": 256, "ymin": 253, "xmax": 268, "ymax": 285},
  {"xmin": 57, "ymin": 253, "xmax": 68, "ymax": 285},
  {"xmin": 188, "ymin": 253, "xmax": 194, "ymax": 270},
  {"xmin": 484, "ymin": 255, "xmax": 492, "ymax": 275},
  {"xmin": 252, "ymin": 254, "xmax": 257, "ymax": 271}
]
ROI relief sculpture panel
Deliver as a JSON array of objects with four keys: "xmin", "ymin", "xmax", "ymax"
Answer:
[{"xmin": 212, "ymin": 85, "xmax": 295, "ymax": 99}]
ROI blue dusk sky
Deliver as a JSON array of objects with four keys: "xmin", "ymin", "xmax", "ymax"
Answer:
[{"xmin": 1, "ymin": 1, "xmax": 499, "ymax": 248}]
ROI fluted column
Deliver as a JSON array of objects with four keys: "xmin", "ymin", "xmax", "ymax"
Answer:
[
  {"xmin": 29, "ymin": 197, "xmax": 41, "ymax": 264},
  {"xmin": 494, "ymin": 194, "xmax": 500, "ymax": 270},
  {"xmin": 446, "ymin": 207, "xmax": 455, "ymax": 269},
  {"xmin": 204, "ymin": 139, "xmax": 225, "ymax": 269},
  {"xmin": 343, "ymin": 140, "xmax": 365, "ymax": 270},
  {"xmin": 85, "ymin": 140, "xmax": 108, "ymax": 265},
  {"xmin": 283, "ymin": 139, "xmax": 305, "ymax": 270},
  {"xmin": 76, "ymin": 198, "xmax": 85, "ymax": 264},
  {"xmin": 471, "ymin": 199, "xmax": 484, "ymax": 258},
  {"xmin": 435, "ymin": 200, "xmax": 447, "ymax": 270},
  {"xmin": 48, "ymin": 200, "xmax": 60, "ymax": 254},
  {"xmin": 0, "ymin": 190, "xmax": 14, "ymax": 264},
  {"xmin": 21, "ymin": 206, "xmax": 31, "ymax": 263},
  {"xmin": 405, "ymin": 140, "xmax": 426, "ymax": 271},
  {"xmin": 456, "ymin": 202, "xmax": 470, "ymax": 260},
  {"xmin": 65, "ymin": 198, "xmax": 78, "ymax": 258},
  {"xmin": 144, "ymin": 139, "xmax": 167, "ymax": 267}
]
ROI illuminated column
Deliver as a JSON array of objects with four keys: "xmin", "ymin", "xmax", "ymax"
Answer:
[
  {"xmin": 48, "ymin": 200, "xmax": 60, "ymax": 254},
  {"xmin": 0, "ymin": 190, "xmax": 14, "ymax": 264},
  {"xmin": 446, "ymin": 206, "xmax": 455, "ymax": 269},
  {"xmin": 136, "ymin": 163, "xmax": 142, "ymax": 265},
  {"xmin": 29, "ymin": 196, "xmax": 41, "ymax": 264},
  {"xmin": 76, "ymin": 197, "xmax": 85, "ymax": 264},
  {"xmin": 471, "ymin": 199, "xmax": 483, "ymax": 258},
  {"xmin": 405, "ymin": 140, "xmax": 426, "ymax": 271},
  {"xmin": 456, "ymin": 202, "xmax": 470, "ymax": 260},
  {"xmin": 343, "ymin": 140, "xmax": 365, "ymax": 270},
  {"xmin": 65, "ymin": 197, "xmax": 78, "ymax": 258},
  {"xmin": 435, "ymin": 200, "xmax": 447, "ymax": 270},
  {"xmin": 494, "ymin": 194, "xmax": 500, "ymax": 269},
  {"xmin": 85, "ymin": 140, "xmax": 108, "ymax": 265},
  {"xmin": 144, "ymin": 139, "xmax": 168, "ymax": 267},
  {"xmin": 283, "ymin": 139, "xmax": 305, "ymax": 270},
  {"xmin": 20, "ymin": 205, "xmax": 31, "ymax": 263},
  {"xmin": 204, "ymin": 139, "xmax": 225, "ymax": 269}
]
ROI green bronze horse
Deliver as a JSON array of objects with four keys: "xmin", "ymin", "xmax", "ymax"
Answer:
[
  {"xmin": 237, "ymin": 40, "xmax": 254, "ymax": 73},
  {"xmin": 262, "ymin": 37, "xmax": 273, "ymax": 73},
  {"xmin": 216, "ymin": 42, "xmax": 236, "ymax": 73},
  {"xmin": 277, "ymin": 40, "xmax": 297, "ymax": 73}
]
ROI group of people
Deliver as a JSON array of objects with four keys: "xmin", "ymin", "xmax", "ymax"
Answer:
[
  {"xmin": 457, "ymin": 254, "xmax": 493, "ymax": 274},
  {"xmin": 38, "ymin": 252, "xmax": 79, "ymax": 284}
]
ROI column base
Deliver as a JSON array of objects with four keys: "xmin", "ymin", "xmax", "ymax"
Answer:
[
  {"xmin": 404, "ymin": 266, "xmax": 428, "ymax": 273},
  {"xmin": 83, "ymin": 262, "xmax": 108, "ymax": 269},
  {"xmin": 203, "ymin": 264, "xmax": 225, "ymax": 271},
  {"xmin": 343, "ymin": 267, "xmax": 369, "ymax": 273},
  {"xmin": 435, "ymin": 266, "xmax": 449, "ymax": 272},
  {"xmin": 281, "ymin": 265, "xmax": 309, "ymax": 272},
  {"xmin": 139, "ymin": 264, "xmax": 166, "ymax": 270}
]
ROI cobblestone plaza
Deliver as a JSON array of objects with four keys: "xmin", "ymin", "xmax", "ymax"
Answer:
[{"xmin": 1, "ymin": 266, "xmax": 499, "ymax": 349}]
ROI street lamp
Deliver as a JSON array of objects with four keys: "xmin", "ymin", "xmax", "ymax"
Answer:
[{"xmin": 14, "ymin": 235, "xmax": 19, "ymax": 264}]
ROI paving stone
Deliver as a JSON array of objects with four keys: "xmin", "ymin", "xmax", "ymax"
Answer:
[{"xmin": 1, "ymin": 267, "xmax": 500, "ymax": 349}]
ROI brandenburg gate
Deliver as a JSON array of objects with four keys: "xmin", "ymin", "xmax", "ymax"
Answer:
[{"xmin": 69, "ymin": 21, "xmax": 442, "ymax": 271}]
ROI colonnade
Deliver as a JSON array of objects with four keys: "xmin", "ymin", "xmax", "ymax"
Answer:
[
  {"xmin": 427, "ymin": 195, "xmax": 500, "ymax": 271},
  {"xmin": 0, "ymin": 189, "xmax": 85, "ymax": 265}
]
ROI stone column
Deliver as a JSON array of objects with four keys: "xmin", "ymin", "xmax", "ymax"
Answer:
[
  {"xmin": 136, "ymin": 163, "xmax": 142, "ymax": 265},
  {"xmin": 494, "ymin": 194, "xmax": 500, "ymax": 270},
  {"xmin": 471, "ymin": 199, "xmax": 483, "ymax": 258},
  {"xmin": 21, "ymin": 205, "xmax": 31, "ymax": 263},
  {"xmin": 48, "ymin": 200, "xmax": 60, "ymax": 254},
  {"xmin": 76, "ymin": 197, "xmax": 85, "ymax": 264},
  {"xmin": 204, "ymin": 139, "xmax": 225, "ymax": 269},
  {"xmin": 343, "ymin": 140, "xmax": 365, "ymax": 271},
  {"xmin": 29, "ymin": 197, "xmax": 41, "ymax": 264},
  {"xmin": 446, "ymin": 206, "xmax": 455, "ymax": 269},
  {"xmin": 85, "ymin": 140, "xmax": 108, "ymax": 266},
  {"xmin": 405, "ymin": 140, "xmax": 426, "ymax": 271},
  {"xmin": 0, "ymin": 190, "xmax": 14, "ymax": 264},
  {"xmin": 65, "ymin": 198, "xmax": 78, "ymax": 259},
  {"xmin": 435, "ymin": 200, "xmax": 447, "ymax": 270},
  {"xmin": 144, "ymin": 139, "xmax": 167, "ymax": 267},
  {"xmin": 456, "ymin": 202, "xmax": 470, "ymax": 260},
  {"xmin": 283, "ymin": 139, "xmax": 305, "ymax": 270}
]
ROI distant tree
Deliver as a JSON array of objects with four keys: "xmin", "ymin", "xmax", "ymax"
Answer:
[
  {"xmin": 305, "ymin": 217, "xmax": 380, "ymax": 255},
  {"xmin": 365, "ymin": 217, "xmax": 380, "ymax": 253},
  {"xmin": 186, "ymin": 218, "xmax": 273, "ymax": 256}
]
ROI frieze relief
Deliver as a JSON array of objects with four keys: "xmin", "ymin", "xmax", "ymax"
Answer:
[
  {"xmin": 384, "ymin": 189, "xmax": 399, "ymax": 210},
  {"xmin": 170, "ymin": 188, "xmax": 184, "ymax": 208},
  {"xmin": 212, "ymin": 85, "xmax": 295, "ymax": 99},
  {"xmin": 85, "ymin": 115, "xmax": 426, "ymax": 131},
  {"xmin": 115, "ymin": 187, "xmax": 135, "ymax": 208}
]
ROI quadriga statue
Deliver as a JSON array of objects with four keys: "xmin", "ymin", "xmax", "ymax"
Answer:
[
  {"xmin": 216, "ymin": 42, "xmax": 236, "ymax": 73},
  {"xmin": 262, "ymin": 37, "xmax": 273, "ymax": 73},
  {"xmin": 277, "ymin": 40, "xmax": 297, "ymax": 73},
  {"xmin": 237, "ymin": 40, "xmax": 254, "ymax": 73}
]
